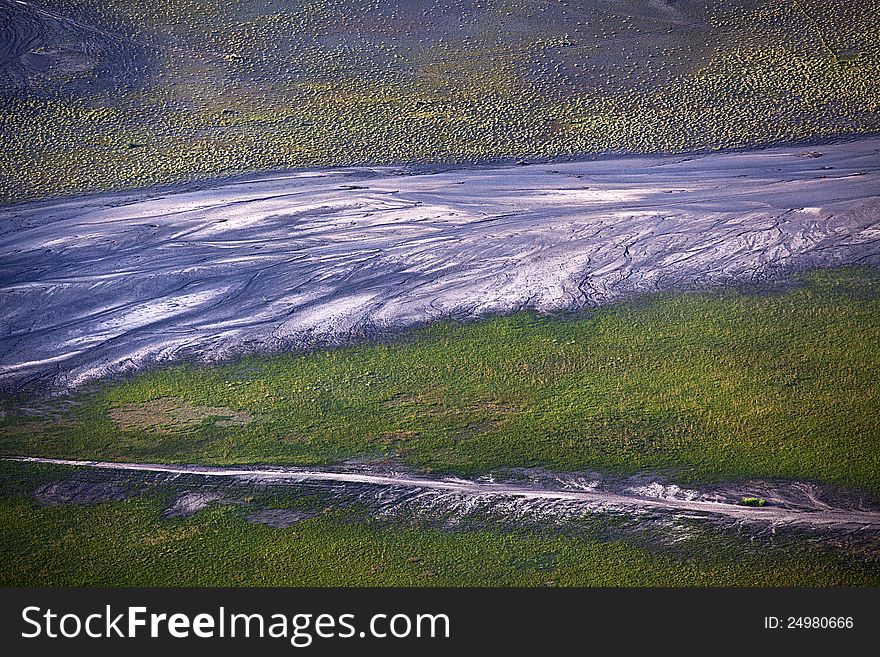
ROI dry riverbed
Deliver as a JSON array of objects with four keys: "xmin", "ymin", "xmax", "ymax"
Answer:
[{"xmin": 1, "ymin": 139, "xmax": 879, "ymax": 390}]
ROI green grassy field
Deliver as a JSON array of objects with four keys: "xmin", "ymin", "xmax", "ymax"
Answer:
[
  {"xmin": 3, "ymin": 267, "xmax": 879, "ymax": 494},
  {"xmin": 2, "ymin": 0, "xmax": 880, "ymax": 202},
  {"xmin": 1, "ymin": 463, "xmax": 876, "ymax": 586}
]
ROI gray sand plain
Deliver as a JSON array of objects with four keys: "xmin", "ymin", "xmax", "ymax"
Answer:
[{"xmin": 2, "ymin": 139, "xmax": 879, "ymax": 389}]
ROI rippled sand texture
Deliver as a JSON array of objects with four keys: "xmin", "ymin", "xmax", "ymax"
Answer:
[{"xmin": 2, "ymin": 139, "xmax": 879, "ymax": 389}]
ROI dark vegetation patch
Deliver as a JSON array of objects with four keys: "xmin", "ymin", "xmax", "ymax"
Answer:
[
  {"xmin": 245, "ymin": 508, "xmax": 314, "ymax": 528},
  {"xmin": 34, "ymin": 478, "xmax": 130, "ymax": 506}
]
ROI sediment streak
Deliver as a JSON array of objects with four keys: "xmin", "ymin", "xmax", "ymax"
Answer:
[{"xmin": 8, "ymin": 456, "xmax": 880, "ymax": 532}]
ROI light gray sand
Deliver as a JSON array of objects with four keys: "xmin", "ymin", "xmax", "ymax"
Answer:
[{"xmin": 2, "ymin": 139, "xmax": 879, "ymax": 389}]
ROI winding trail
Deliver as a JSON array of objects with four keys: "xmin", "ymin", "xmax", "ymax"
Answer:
[
  {"xmin": 8, "ymin": 456, "xmax": 880, "ymax": 532},
  {"xmin": 2, "ymin": 139, "xmax": 879, "ymax": 389}
]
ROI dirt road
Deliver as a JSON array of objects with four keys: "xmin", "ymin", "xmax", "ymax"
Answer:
[{"xmin": 9, "ymin": 456, "xmax": 880, "ymax": 533}]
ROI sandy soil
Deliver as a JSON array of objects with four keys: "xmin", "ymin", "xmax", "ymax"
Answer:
[
  {"xmin": 161, "ymin": 491, "xmax": 223, "ymax": 518},
  {"xmin": 2, "ymin": 139, "xmax": 879, "ymax": 389},
  {"xmin": 0, "ymin": 0, "xmax": 146, "ymax": 96},
  {"xmin": 107, "ymin": 397, "xmax": 253, "ymax": 431},
  {"xmin": 9, "ymin": 457, "xmax": 880, "ymax": 535}
]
